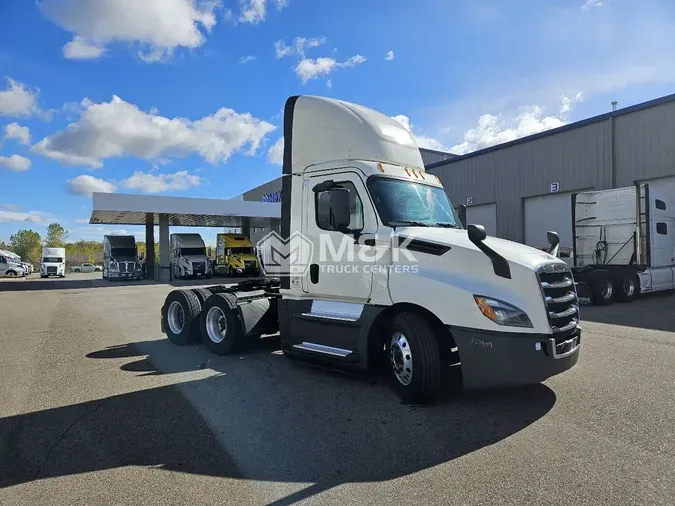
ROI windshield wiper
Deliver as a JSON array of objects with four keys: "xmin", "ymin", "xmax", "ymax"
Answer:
[
  {"xmin": 434, "ymin": 222, "xmax": 461, "ymax": 228},
  {"xmin": 389, "ymin": 220, "xmax": 428, "ymax": 228}
]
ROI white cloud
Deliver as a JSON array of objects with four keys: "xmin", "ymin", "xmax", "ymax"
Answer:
[
  {"xmin": 581, "ymin": 0, "xmax": 608, "ymax": 10},
  {"xmin": 3, "ymin": 123, "xmax": 31, "ymax": 145},
  {"xmin": 238, "ymin": 55, "xmax": 256, "ymax": 64},
  {"xmin": 0, "ymin": 204, "xmax": 20, "ymax": 211},
  {"xmin": 75, "ymin": 218, "xmax": 90, "ymax": 224},
  {"xmin": 295, "ymin": 54, "xmax": 366, "ymax": 84},
  {"xmin": 448, "ymin": 94, "xmax": 584, "ymax": 155},
  {"xmin": 66, "ymin": 175, "xmax": 117, "ymax": 197},
  {"xmin": 267, "ymin": 137, "xmax": 283, "ymax": 165},
  {"xmin": 274, "ymin": 40, "xmax": 293, "ymax": 58},
  {"xmin": 39, "ymin": 0, "xmax": 221, "ymax": 62},
  {"xmin": 0, "ymin": 78, "xmax": 40, "ymax": 118},
  {"xmin": 391, "ymin": 115, "xmax": 448, "ymax": 152},
  {"xmin": 0, "ymin": 209, "xmax": 52, "ymax": 224},
  {"xmin": 239, "ymin": 0, "xmax": 289, "ymax": 24},
  {"xmin": 0, "ymin": 154, "xmax": 31, "ymax": 172},
  {"xmin": 63, "ymin": 36, "xmax": 106, "ymax": 60},
  {"xmin": 275, "ymin": 36, "xmax": 326, "ymax": 59},
  {"xmin": 384, "ymin": 50, "xmax": 394, "ymax": 61},
  {"xmin": 33, "ymin": 95, "xmax": 276, "ymax": 168},
  {"xmin": 120, "ymin": 170, "xmax": 201, "ymax": 193}
]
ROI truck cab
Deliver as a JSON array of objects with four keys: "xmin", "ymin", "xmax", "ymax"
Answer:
[
  {"xmin": 161, "ymin": 95, "xmax": 581, "ymax": 404},
  {"xmin": 40, "ymin": 247, "xmax": 66, "ymax": 278},
  {"xmin": 103, "ymin": 235, "xmax": 142, "ymax": 280},
  {"xmin": 170, "ymin": 233, "xmax": 211, "ymax": 279},
  {"xmin": 215, "ymin": 233, "xmax": 260, "ymax": 276},
  {"xmin": 0, "ymin": 249, "xmax": 26, "ymax": 277}
]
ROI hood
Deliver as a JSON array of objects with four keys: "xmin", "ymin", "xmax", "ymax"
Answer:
[
  {"xmin": 395, "ymin": 227, "xmax": 561, "ymax": 271},
  {"xmin": 111, "ymin": 256, "xmax": 137, "ymax": 262},
  {"xmin": 181, "ymin": 255, "xmax": 208, "ymax": 263}
]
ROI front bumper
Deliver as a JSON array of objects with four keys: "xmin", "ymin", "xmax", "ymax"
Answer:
[
  {"xmin": 451, "ymin": 326, "xmax": 581, "ymax": 390},
  {"xmin": 109, "ymin": 271, "xmax": 142, "ymax": 279}
]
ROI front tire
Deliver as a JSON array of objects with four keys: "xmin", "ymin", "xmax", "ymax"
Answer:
[
  {"xmin": 200, "ymin": 293, "xmax": 244, "ymax": 356},
  {"xmin": 163, "ymin": 290, "xmax": 202, "ymax": 345},
  {"xmin": 386, "ymin": 313, "xmax": 442, "ymax": 404}
]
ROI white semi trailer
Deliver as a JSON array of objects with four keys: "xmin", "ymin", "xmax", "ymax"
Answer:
[
  {"xmin": 569, "ymin": 184, "xmax": 675, "ymax": 305},
  {"xmin": 160, "ymin": 95, "xmax": 581, "ymax": 404}
]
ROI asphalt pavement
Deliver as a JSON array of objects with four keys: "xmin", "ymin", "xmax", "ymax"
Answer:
[{"xmin": 0, "ymin": 283, "xmax": 673, "ymax": 505}]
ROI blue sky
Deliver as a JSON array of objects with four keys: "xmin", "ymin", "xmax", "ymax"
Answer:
[{"xmin": 1, "ymin": 0, "xmax": 675, "ymax": 244}]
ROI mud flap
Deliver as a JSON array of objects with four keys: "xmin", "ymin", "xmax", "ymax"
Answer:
[{"xmin": 160, "ymin": 306, "xmax": 166, "ymax": 333}]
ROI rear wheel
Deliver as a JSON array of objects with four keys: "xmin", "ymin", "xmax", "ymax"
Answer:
[
  {"xmin": 200, "ymin": 293, "xmax": 244, "ymax": 356},
  {"xmin": 591, "ymin": 275, "xmax": 614, "ymax": 305},
  {"xmin": 614, "ymin": 270, "xmax": 639, "ymax": 303},
  {"xmin": 386, "ymin": 313, "xmax": 442, "ymax": 404},
  {"xmin": 191, "ymin": 287, "xmax": 213, "ymax": 306},
  {"xmin": 163, "ymin": 290, "xmax": 202, "ymax": 345}
]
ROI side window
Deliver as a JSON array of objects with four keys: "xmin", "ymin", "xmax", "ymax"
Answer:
[
  {"xmin": 656, "ymin": 222, "xmax": 668, "ymax": 235},
  {"xmin": 655, "ymin": 199, "xmax": 666, "ymax": 211},
  {"xmin": 315, "ymin": 181, "xmax": 364, "ymax": 232},
  {"xmin": 0, "ymin": 256, "xmax": 6, "ymax": 264}
]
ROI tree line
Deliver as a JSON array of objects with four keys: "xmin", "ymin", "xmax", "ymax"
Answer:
[{"xmin": 0, "ymin": 224, "xmax": 160, "ymax": 266}]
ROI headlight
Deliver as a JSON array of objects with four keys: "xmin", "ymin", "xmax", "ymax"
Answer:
[{"xmin": 473, "ymin": 295, "xmax": 533, "ymax": 328}]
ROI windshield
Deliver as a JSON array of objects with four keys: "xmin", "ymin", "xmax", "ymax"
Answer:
[
  {"xmin": 181, "ymin": 247, "xmax": 206, "ymax": 256},
  {"xmin": 43, "ymin": 257, "xmax": 63, "ymax": 263},
  {"xmin": 368, "ymin": 177, "xmax": 461, "ymax": 228},
  {"xmin": 111, "ymin": 248, "xmax": 136, "ymax": 257},
  {"xmin": 230, "ymin": 247, "xmax": 253, "ymax": 255}
]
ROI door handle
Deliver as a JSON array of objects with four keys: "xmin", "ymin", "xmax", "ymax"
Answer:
[{"xmin": 310, "ymin": 263, "xmax": 319, "ymax": 284}]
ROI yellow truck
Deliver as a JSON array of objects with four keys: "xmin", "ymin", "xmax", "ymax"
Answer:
[{"xmin": 215, "ymin": 233, "xmax": 261, "ymax": 276}]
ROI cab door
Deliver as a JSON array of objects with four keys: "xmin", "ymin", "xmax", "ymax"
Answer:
[
  {"xmin": 301, "ymin": 169, "xmax": 377, "ymax": 302},
  {"xmin": 649, "ymin": 189, "xmax": 675, "ymax": 290}
]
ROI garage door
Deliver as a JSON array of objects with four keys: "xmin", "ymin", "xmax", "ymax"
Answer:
[
  {"xmin": 524, "ymin": 192, "xmax": 576, "ymax": 250},
  {"xmin": 464, "ymin": 203, "xmax": 497, "ymax": 237}
]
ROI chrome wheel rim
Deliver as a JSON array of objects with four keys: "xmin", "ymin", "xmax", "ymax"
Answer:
[
  {"xmin": 167, "ymin": 301, "xmax": 185, "ymax": 335},
  {"xmin": 623, "ymin": 277, "xmax": 635, "ymax": 297},
  {"xmin": 206, "ymin": 306, "xmax": 227, "ymax": 344},
  {"xmin": 601, "ymin": 279, "xmax": 613, "ymax": 299},
  {"xmin": 389, "ymin": 332, "xmax": 413, "ymax": 386}
]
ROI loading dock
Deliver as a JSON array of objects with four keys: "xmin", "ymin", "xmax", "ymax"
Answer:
[
  {"xmin": 524, "ymin": 191, "xmax": 579, "ymax": 250},
  {"xmin": 465, "ymin": 203, "xmax": 497, "ymax": 237}
]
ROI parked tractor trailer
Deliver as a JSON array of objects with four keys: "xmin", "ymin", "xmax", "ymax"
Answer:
[
  {"xmin": 159, "ymin": 95, "xmax": 580, "ymax": 403},
  {"xmin": 567, "ymin": 184, "xmax": 675, "ymax": 305}
]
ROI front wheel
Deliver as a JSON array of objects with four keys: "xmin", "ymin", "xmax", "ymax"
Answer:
[{"xmin": 386, "ymin": 313, "xmax": 442, "ymax": 404}]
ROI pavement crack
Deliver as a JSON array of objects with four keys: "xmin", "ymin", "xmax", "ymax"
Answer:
[{"xmin": 32, "ymin": 400, "xmax": 104, "ymax": 481}]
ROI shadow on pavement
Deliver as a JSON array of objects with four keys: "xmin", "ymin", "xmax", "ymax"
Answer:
[
  {"xmin": 581, "ymin": 290, "xmax": 675, "ymax": 332},
  {"xmin": 1, "ymin": 340, "xmax": 557, "ymax": 504}
]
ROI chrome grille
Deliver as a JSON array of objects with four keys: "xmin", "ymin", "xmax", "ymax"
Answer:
[
  {"xmin": 47, "ymin": 266, "xmax": 57, "ymax": 274},
  {"xmin": 536, "ymin": 263, "xmax": 579, "ymax": 338}
]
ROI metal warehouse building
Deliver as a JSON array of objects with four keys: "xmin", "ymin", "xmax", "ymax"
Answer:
[
  {"xmin": 236, "ymin": 94, "xmax": 675, "ymax": 249},
  {"xmin": 427, "ymin": 93, "xmax": 675, "ymax": 250}
]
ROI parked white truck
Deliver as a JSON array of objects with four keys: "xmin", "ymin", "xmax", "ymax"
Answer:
[
  {"xmin": 103, "ymin": 235, "xmax": 142, "ymax": 280},
  {"xmin": 170, "ymin": 233, "xmax": 211, "ymax": 279},
  {"xmin": 569, "ymin": 184, "xmax": 675, "ymax": 305},
  {"xmin": 159, "ymin": 95, "xmax": 580, "ymax": 403},
  {"xmin": 0, "ymin": 249, "xmax": 26, "ymax": 277},
  {"xmin": 40, "ymin": 247, "xmax": 66, "ymax": 278}
]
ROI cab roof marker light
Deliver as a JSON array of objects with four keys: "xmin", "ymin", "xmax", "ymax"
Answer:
[
  {"xmin": 404, "ymin": 167, "xmax": 412, "ymax": 176},
  {"xmin": 377, "ymin": 162, "xmax": 385, "ymax": 172},
  {"xmin": 418, "ymin": 171, "xmax": 426, "ymax": 180},
  {"xmin": 412, "ymin": 169, "xmax": 419, "ymax": 178},
  {"xmin": 435, "ymin": 175, "xmax": 441, "ymax": 184}
]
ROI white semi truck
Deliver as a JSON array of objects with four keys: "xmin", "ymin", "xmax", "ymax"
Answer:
[
  {"xmin": 0, "ymin": 249, "xmax": 27, "ymax": 277},
  {"xmin": 160, "ymin": 95, "xmax": 581, "ymax": 403},
  {"xmin": 170, "ymin": 233, "xmax": 212, "ymax": 279},
  {"xmin": 569, "ymin": 184, "xmax": 675, "ymax": 305},
  {"xmin": 40, "ymin": 247, "xmax": 66, "ymax": 278}
]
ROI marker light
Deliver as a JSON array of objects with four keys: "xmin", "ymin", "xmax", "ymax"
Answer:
[
  {"xmin": 377, "ymin": 162, "xmax": 385, "ymax": 172},
  {"xmin": 473, "ymin": 295, "xmax": 533, "ymax": 328},
  {"xmin": 404, "ymin": 167, "xmax": 412, "ymax": 176},
  {"xmin": 412, "ymin": 169, "xmax": 419, "ymax": 178},
  {"xmin": 418, "ymin": 171, "xmax": 426, "ymax": 180}
]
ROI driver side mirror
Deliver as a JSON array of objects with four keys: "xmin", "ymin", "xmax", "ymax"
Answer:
[
  {"xmin": 457, "ymin": 204, "xmax": 467, "ymax": 228},
  {"xmin": 329, "ymin": 187, "xmax": 351, "ymax": 230},
  {"xmin": 207, "ymin": 247, "xmax": 212, "ymax": 257},
  {"xmin": 546, "ymin": 231, "xmax": 560, "ymax": 257},
  {"xmin": 467, "ymin": 224, "xmax": 487, "ymax": 243}
]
